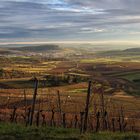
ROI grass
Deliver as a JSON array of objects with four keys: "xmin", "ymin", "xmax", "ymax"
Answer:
[
  {"xmin": 110, "ymin": 71, "xmax": 140, "ymax": 81},
  {"xmin": 121, "ymin": 73, "xmax": 140, "ymax": 82},
  {"xmin": 68, "ymin": 88, "xmax": 87, "ymax": 94},
  {"xmin": 0, "ymin": 78, "xmax": 68, "ymax": 89},
  {"xmin": 80, "ymin": 58, "xmax": 120, "ymax": 64},
  {"xmin": 0, "ymin": 79, "xmax": 39, "ymax": 89},
  {"xmin": 0, "ymin": 123, "xmax": 139, "ymax": 140}
]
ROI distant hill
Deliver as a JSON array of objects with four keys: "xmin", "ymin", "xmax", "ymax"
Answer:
[
  {"xmin": 123, "ymin": 47, "xmax": 140, "ymax": 53},
  {"xmin": 9, "ymin": 44, "xmax": 60, "ymax": 52},
  {"xmin": 97, "ymin": 47, "xmax": 140, "ymax": 57},
  {"xmin": 0, "ymin": 48, "xmax": 18, "ymax": 55}
]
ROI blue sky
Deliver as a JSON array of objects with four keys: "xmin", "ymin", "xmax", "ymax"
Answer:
[{"xmin": 0, "ymin": 0, "xmax": 140, "ymax": 44}]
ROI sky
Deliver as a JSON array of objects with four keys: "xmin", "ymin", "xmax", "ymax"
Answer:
[{"xmin": 0, "ymin": 0, "xmax": 140, "ymax": 44}]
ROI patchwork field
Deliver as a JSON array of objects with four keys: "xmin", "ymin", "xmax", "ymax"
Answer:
[{"xmin": 0, "ymin": 47, "xmax": 140, "ymax": 137}]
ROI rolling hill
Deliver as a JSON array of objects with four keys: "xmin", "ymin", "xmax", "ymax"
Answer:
[
  {"xmin": 8, "ymin": 44, "xmax": 60, "ymax": 52},
  {"xmin": 97, "ymin": 47, "xmax": 140, "ymax": 57}
]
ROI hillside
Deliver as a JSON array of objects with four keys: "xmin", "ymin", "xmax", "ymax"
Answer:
[
  {"xmin": 0, "ymin": 49, "xmax": 14, "ymax": 55},
  {"xmin": 97, "ymin": 47, "xmax": 140, "ymax": 57},
  {"xmin": 123, "ymin": 47, "xmax": 140, "ymax": 52},
  {"xmin": 9, "ymin": 44, "xmax": 60, "ymax": 52}
]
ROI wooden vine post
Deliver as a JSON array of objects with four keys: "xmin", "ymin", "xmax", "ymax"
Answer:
[
  {"xmin": 29, "ymin": 77, "xmax": 38, "ymax": 126},
  {"xmin": 80, "ymin": 112, "xmax": 84, "ymax": 134},
  {"xmin": 96, "ymin": 111, "xmax": 100, "ymax": 132},
  {"xmin": 23, "ymin": 89, "xmax": 27, "ymax": 124},
  {"xmin": 11, "ymin": 106, "xmax": 17, "ymax": 123},
  {"xmin": 83, "ymin": 81, "xmax": 92, "ymax": 133},
  {"xmin": 63, "ymin": 113, "xmax": 66, "ymax": 128},
  {"xmin": 57, "ymin": 90, "xmax": 62, "ymax": 125},
  {"xmin": 26, "ymin": 107, "xmax": 31, "ymax": 126}
]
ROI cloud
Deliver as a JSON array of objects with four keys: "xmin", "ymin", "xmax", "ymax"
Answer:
[
  {"xmin": 79, "ymin": 27, "xmax": 107, "ymax": 34},
  {"xmin": 0, "ymin": 0, "xmax": 140, "ymax": 42}
]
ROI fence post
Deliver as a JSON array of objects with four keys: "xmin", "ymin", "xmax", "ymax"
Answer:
[
  {"xmin": 80, "ymin": 112, "xmax": 84, "ymax": 134},
  {"xmin": 118, "ymin": 116, "xmax": 122, "ymax": 132},
  {"xmin": 11, "ymin": 106, "xmax": 17, "ymax": 123},
  {"xmin": 29, "ymin": 77, "xmax": 38, "ymax": 126},
  {"xmin": 26, "ymin": 107, "xmax": 31, "ymax": 126},
  {"xmin": 57, "ymin": 90, "xmax": 62, "ymax": 125},
  {"xmin": 83, "ymin": 81, "xmax": 92, "ymax": 133},
  {"xmin": 112, "ymin": 118, "xmax": 115, "ymax": 132},
  {"xmin": 36, "ymin": 111, "xmax": 40, "ymax": 127},
  {"xmin": 100, "ymin": 88, "xmax": 105, "ymax": 130},
  {"xmin": 96, "ymin": 111, "xmax": 100, "ymax": 132},
  {"xmin": 63, "ymin": 113, "xmax": 66, "ymax": 128},
  {"xmin": 74, "ymin": 115, "xmax": 78, "ymax": 128},
  {"xmin": 23, "ymin": 89, "xmax": 27, "ymax": 125},
  {"xmin": 104, "ymin": 111, "xmax": 108, "ymax": 130},
  {"xmin": 51, "ymin": 109, "xmax": 55, "ymax": 126}
]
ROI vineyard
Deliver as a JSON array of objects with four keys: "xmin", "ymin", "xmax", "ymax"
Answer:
[
  {"xmin": 1, "ymin": 0, "xmax": 140, "ymax": 138},
  {"xmin": 0, "ymin": 78, "xmax": 140, "ymax": 134}
]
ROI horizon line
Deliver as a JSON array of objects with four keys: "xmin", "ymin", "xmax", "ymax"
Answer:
[{"xmin": 0, "ymin": 40, "xmax": 140, "ymax": 45}]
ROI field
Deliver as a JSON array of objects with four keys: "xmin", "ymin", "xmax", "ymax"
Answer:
[{"xmin": 0, "ymin": 46, "xmax": 140, "ymax": 139}]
